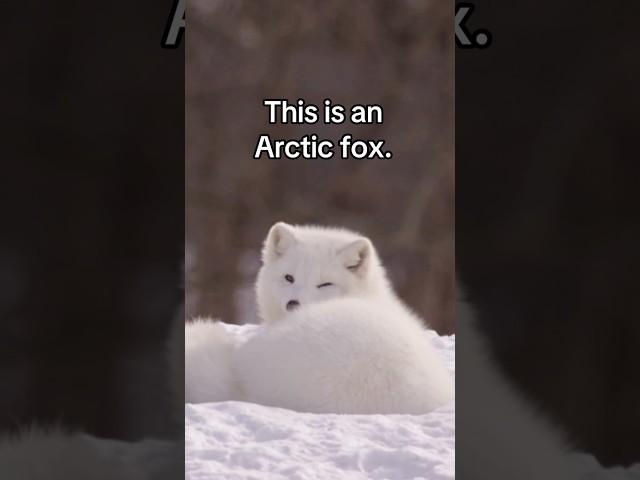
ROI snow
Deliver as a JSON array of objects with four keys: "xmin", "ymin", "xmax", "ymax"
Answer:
[
  {"xmin": 185, "ymin": 324, "xmax": 455, "ymax": 480},
  {"xmin": 185, "ymin": 324, "xmax": 640, "ymax": 480},
  {"xmin": 186, "ymin": 401, "xmax": 454, "ymax": 480}
]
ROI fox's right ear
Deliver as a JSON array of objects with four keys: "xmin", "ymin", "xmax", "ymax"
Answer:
[
  {"xmin": 262, "ymin": 222, "xmax": 297, "ymax": 262},
  {"xmin": 338, "ymin": 237, "xmax": 372, "ymax": 277}
]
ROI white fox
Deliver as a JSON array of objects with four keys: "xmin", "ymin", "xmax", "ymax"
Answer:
[
  {"xmin": 229, "ymin": 222, "xmax": 455, "ymax": 414},
  {"xmin": 183, "ymin": 225, "xmax": 604, "ymax": 477}
]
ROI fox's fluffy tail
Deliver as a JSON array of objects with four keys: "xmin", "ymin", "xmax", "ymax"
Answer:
[{"xmin": 185, "ymin": 319, "xmax": 237, "ymax": 403}]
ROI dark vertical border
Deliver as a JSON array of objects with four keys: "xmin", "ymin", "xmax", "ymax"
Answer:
[
  {"xmin": 0, "ymin": 0, "xmax": 184, "ymax": 472},
  {"xmin": 457, "ymin": 2, "xmax": 640, "ymax": 476}
]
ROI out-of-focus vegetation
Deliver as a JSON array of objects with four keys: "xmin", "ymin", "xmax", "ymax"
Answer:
[{"xmin": 186, "ymin": 0, "xmax": 454, "ymax": 333}]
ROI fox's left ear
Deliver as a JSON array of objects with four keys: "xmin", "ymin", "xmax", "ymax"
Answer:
[{"xmin": 338, "ymin": 238, "xmax": 372, "ymax": 277}]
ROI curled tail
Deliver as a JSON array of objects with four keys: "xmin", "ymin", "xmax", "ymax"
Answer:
[{"xmin": 185, "ymin": 319, "xmax": 237, "ymax": 403}]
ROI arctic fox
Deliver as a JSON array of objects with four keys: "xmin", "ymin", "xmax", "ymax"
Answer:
[{"xmin": 232, "ymin": 222, "xmax": 455, "ymax": 414}]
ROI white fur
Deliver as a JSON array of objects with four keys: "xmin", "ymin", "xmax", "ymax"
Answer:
[
  {"xmin": 235, "ymin": 297, "xmax": 454, "ymax": 414},
  {"xmin": 185, "ymin": 318, "xmax": 237, "ymax": 404},
  {"xmin": 256, "ymin": 223, "xmax": 391, "ymax": 324},
  {"xmin": 234, "ymin": 222, "xmax": 454, "ymax": 414}
]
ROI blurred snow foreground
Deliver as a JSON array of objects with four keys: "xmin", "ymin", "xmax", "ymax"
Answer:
[
  {"xmin": 186, "ymin": 323, "xmax": 455, "ymax": 480},
  {"xmin": 0, "ymin": 429, "xmax": 181, "ymax": 480}
]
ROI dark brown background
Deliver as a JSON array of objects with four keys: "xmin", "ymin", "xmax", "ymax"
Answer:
[{"xmin": 186, "ymin": 0, "xmax": 455, "ymax": 333}]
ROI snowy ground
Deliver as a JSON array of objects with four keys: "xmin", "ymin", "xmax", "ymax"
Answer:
[
  {"xmin": 186, "ymin": 324, "xmax": 455, "ymax": 480},
  {"xmin": 186, "ymin": 401, "xmax": 454, "ymax": 480},
  {"xmin": 185, "ymin": 324, "xmax": 640, "ymax": 480}
]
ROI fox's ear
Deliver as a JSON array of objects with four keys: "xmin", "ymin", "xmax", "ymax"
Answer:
[
  {"xmin": 338, "ymin": 238, "xmax": 372, "ymax": 277},
  {"xmin": 263, "ymin": 222, "xmax": 297, "ymax": 261}
]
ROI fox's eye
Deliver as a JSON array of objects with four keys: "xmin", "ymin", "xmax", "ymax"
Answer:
[
  {"xmin": 317, "ymin": 282, "xmax": 333, "ymax": 288},
  {"xmin": 285, "ymin": 274, "xmax": 294, "ymax": 283}
]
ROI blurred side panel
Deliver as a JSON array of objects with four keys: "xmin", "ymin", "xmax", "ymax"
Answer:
[
  {"xmin": 457, "ymin": 2, "xmax": 640, "ymax": 477},
  {"xmin": 0, "ymin": 1, "xmax": 184, "ymax": 477}
]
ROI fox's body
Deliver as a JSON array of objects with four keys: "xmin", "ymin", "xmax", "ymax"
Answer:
[
  {"xmin": 229, "ymin": 223, "xmax": 454, "ymax": 414},
  {"xmin": 235, "ymin": 296, "xmax": 453, "ymax": 414},
  {"xmin": 179, "ymin": 223, "xmax": 590, "ymax": 476}
]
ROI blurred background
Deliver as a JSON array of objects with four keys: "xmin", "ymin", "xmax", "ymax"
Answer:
[
  {"xmin": 186, "ymin": 0, "xmax": 454, "ymax": 333},
  {"xmin": 0, "ymin": 2, "xmax": 183, "ymax": 442},
  {"xmin": 457, "ymin": 3, "xmax": 640, "ymax": 467}
]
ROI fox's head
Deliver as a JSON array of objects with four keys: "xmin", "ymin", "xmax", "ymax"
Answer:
[{"xmin": 256, "ymin": 222, "xmax": 389, "ymax": 323}]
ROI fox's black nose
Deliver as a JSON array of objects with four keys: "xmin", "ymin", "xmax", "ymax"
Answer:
[{"xmin": 286, "ymin": 300, "xmax": 300, "ymax": 311}]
